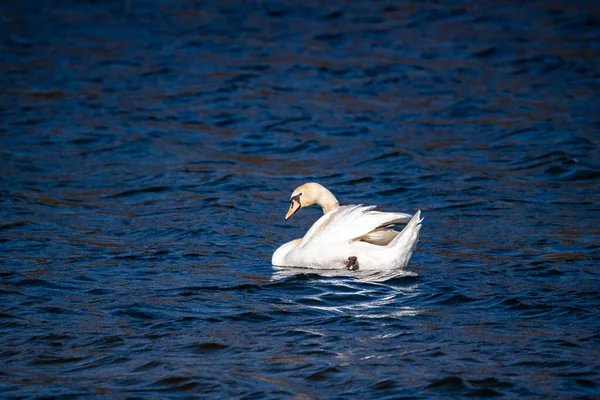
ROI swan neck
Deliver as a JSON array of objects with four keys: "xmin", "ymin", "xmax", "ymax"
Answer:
[{"xmin": 317, "ymin": 187, "xmax": 339, "ymax": 214}]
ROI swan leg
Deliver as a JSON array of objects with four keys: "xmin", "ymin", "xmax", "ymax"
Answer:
[{"xmin": 345, "ymin": 256, "xmax": 359, "ymax": 271}]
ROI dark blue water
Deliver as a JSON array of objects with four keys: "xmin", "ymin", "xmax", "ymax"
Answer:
[{"xmin": 1, "ymin": 0, "xmax": 599, "ymax": 397}]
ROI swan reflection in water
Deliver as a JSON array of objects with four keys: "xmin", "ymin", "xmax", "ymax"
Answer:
[
  {"xmin": 271, "ymin": 266, "xmax": 418, "ymax": 282},
  {"xmin": 271, "ymin": 266, "xmax": 421, "ymax": 318}
]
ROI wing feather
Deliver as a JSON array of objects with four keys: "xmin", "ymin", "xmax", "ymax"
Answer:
[{"xmin": 299, "ymin": 205, "xmax": 413, "ymax": 248}]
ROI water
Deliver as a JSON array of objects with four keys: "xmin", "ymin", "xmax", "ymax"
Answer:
[{"xmin": 1, "ymin": 0, "xmax": 599, "ymax": 397}]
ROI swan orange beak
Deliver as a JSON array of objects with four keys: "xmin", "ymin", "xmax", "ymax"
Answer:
[{"xmin": 285, "ymin": 198, "xmax": 301, "ymax": 220}]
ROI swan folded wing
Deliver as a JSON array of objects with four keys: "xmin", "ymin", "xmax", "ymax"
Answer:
[
  {"xmin": 358, "ymin": 229, "xmax": 398, "ymax": 246},
  {"xmin": 299, "ymin": 204, "xmax": 413, "ymax": 248},
  {"xmin": 363, "ymin": 210, "xmax": 412, "ymax": 225}
]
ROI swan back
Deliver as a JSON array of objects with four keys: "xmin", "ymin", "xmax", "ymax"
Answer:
[{"xmin": 299, "ymin": 205, "xmax": 412, "ymax": 248}]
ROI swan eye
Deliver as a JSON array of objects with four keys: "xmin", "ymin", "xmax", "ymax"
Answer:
[{"xmin": 290, "ymin": 194, "xmax": 302, "ymax": 207}]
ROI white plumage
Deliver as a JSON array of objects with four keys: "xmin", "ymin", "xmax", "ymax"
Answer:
[{"xmin": 272, "ymin": 183, "xmax": 423, "ymax": 270}]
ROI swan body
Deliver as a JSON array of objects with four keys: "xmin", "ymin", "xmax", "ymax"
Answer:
[{"xmin": 272, "ymin": 183, "xmax": 423, "ymax": 270}]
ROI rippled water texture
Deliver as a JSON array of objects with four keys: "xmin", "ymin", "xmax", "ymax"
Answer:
[{"xmin": 1, "ymin": 0, "xmax": 599, "ymax": 398}]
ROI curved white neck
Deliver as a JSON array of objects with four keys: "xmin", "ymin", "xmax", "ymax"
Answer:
[{"xmin": 315, "ymin": 186, "xmax": 339, "ymax": 214}]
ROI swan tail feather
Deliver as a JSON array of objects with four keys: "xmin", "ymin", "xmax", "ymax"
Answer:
[{"xmin": 386, "ymin": 210, "xmax": 423, "ymax": 267}]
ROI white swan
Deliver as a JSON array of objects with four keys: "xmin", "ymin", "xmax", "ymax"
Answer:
[{"xmin": 272, "ymin": 182, "xmax": 423, "ymax": 270}]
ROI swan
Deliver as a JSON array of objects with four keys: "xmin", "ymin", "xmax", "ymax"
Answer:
[{"xmin": 272, "ymin": 182, "xmax": 423, "ymax": 270}]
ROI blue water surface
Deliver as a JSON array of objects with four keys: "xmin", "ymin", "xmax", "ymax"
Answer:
[{"xmin": 1, "ymin": 0, "xmax": 599, "ymax": 398}]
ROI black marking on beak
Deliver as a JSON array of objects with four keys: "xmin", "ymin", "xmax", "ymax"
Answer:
[
  {"xmin": 290, "ymin": 194, "xmax": 301, "ymax": 207},
  {"xmin": 286, "ymin": 194, "xmax": 302, "ymax": 220}
]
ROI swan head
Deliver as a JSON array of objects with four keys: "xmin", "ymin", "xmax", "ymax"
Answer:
[{"xmin": 285, "ymin": 182, "xmax": 339, "ymax": 220}]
